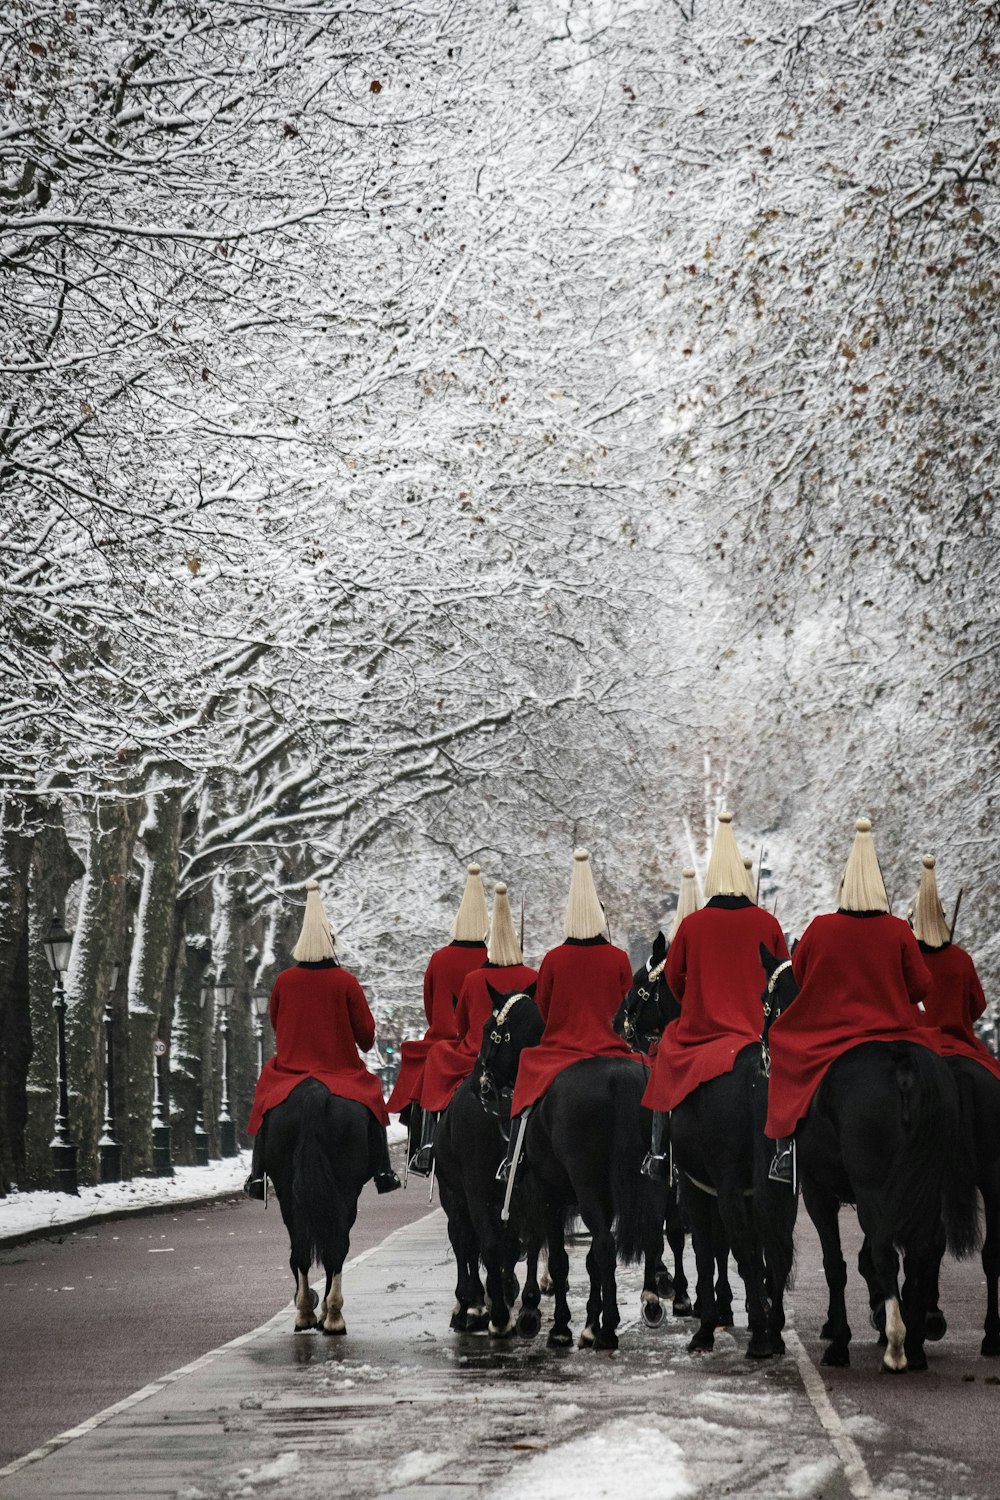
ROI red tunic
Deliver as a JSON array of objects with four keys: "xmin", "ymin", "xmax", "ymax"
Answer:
[
  {"xmin": 246, "ymin": 961, "xmax": 388, "ymax": 1133},
  {"xmin": 385, "ymin": 941, "xmax": 487, "ymax": 1113},
  {"xmin": 511, "ymin": 939, "xmax": 639, "ymax": 1116},
  {"xmin": 418, "ymin": 962, "xmax": 539, "ymax": 1112},
  {"xmin": 916, "ymin": 943, "xmax": 1000, "ymax": 1083},
  {"xmin": 642, "ymin": 900, "xmax": 789, "ymax": 1112},
  {"xmin": 765, "ymin": 911, "xmax": 935, "ymax": 1138}
]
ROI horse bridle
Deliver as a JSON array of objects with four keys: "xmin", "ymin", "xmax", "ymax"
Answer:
[
  {"xmin": 622, "ymin": 954, "xmax": 668, "ymax": 1047},
  {"xmin": 759, "ymin": 959, "xmax": 793, "ymax": 1076},
  {"xmin": 478, "ymin": 992, "xmax": 531, "ymax": 1135}
]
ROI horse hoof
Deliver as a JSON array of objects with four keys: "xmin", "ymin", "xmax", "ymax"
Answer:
[
  {"xmin": 905, "ymin": 1350, "xmax": 928, "ymax": 1371},
  {"xmin": 687, "ymin": 1328, "xmax": 714, "ymax": 1354},
  {"xmin": 981, "ymin": 1336, "xmax": 1000, "ymax": 1357},
  {"xmin": 925, "ymin": 1310, "xmax": 947, "ymax": 1342},
  {"xmin": 578, "ymin": 1328, "xmax": 596, "ymax": 1350},
  {"xmin": 672, "ymin": 1297, "xmax": 694, "ymax": 1318},
  {"xmin": 547, "ymin": 1328, "xmax": 573, "ymax": 1348},
  {"xmin": 465, "ymin": 1312, "xmax": 490, "ymax": 1334},
  {"xmin": 820, "ymin": 1345, "xmax": 850, "ymax": 1368},
  {"xmin": 881, "ymin": 1360, "xmax": 907, "ymax": 1375},
  {"xmin": 641, "ymin": 1300, "xmax": 664, "ymax": 1329},
  {"xmin": 593, "ymin": 1331, "xmax": 619, "ymax": 1351},
  {"xmin": 746, "ymin": 1336, "xmax": 773, "ymax": 1360},
  {"xmin": 517, "ymin": 1308, "xmax": 542, "ymax": 1338},
  {"xmin": 656, "ymin": 1272, "xmax": 675, "ymax": 1299},
  {"xmin": 820, "ymin": 1320, "xmax": 835, "ymax": 1340},
  {"xmin": 450, "ymin": 1311, "xmax": 469, "ymax": 1332},
  {"xmin": 489, "ymin": 1322, "xmax": 515, "ymax": 1340},
  {"xmin": 293, "ymin": 1322, "xmax": 316, "ymax": 1333},
  {"xmin": 321, "ymin": 1323, "xmax": 347, "ymax": 1336},
  {"xmin": 716, "ymin": 1306, "xmax": 733, "ymax": 1329}
]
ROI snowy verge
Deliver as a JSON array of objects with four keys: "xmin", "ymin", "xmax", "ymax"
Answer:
[
  {"xmin": 1, "ymin": 1122, "xmax": 407, "ymax": 1245},
  {"xmin": 0, "ymin": 1153, "xmax": 253, "ymax": 1246}
]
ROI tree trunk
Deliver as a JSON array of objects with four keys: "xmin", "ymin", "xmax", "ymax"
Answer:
[
  {"xmin": 65, "ymin": 795, "xmax": 142, "ymax": 1184},
  {"xmin": 126, "ymin": 786, "xmax": 184, "ymax": 1178}
]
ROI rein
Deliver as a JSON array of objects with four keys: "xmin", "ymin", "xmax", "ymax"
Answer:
[
  {"xmin": 760, "ymin": 958, "xmax": 793, "ymax": 1077},
  {"xmin": 478, "ymin": 991, "xmax": 531, "ymax": 1139}
]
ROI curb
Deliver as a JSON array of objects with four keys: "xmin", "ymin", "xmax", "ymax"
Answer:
[{"xmin": 0, "ymin": 1184, "xmax": 250, "ymax": 1251}]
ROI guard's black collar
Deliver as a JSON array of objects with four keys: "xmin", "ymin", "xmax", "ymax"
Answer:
[
  {"xmin": 836, "ymin": 909, "xmax": 888, "ymax": 919},
  {"xmin": 918, "ymin": 938, "xmax": 951, "ymax": 952},
  {"xmin": 450, "ymin": 939, "xmax": 487, "ymax": 949},
  {"xmin": 706, "ymin": 894, "xmax": 752, "ymax": 910},
  {"xmin": 296, "ymin": 957, "xmax": 340, "ymax": 969},
  {"xmin": 565, "ymin": 935, "xmax": 609, "ymax": 946}
]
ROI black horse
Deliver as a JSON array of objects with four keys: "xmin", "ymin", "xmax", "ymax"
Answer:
[
  {"xmin": 617, "ymin": 932, "xmax": 733, "ymax": 1325},
  {"xmin": 513, "ymin": 1056, "xmax": 666, "ymax": 1351},
  {"xmin": 925, "ymin": 1054, "xmax": 1000, "ymax": 1357},
  {"xmin": 262, "ymin": 1077, "xmax": 381, "ymax": 1333},
  {"xmin": 669, "ymin": 1029, "xmax": 796, "ymax": 1359},
  {"xmin": 760, "ymin": 947, "xmax": 980, "ymax": 1372},
  {"xmin": 434, "ymin": 982, "xmax": 544, "ymax": 1337}
]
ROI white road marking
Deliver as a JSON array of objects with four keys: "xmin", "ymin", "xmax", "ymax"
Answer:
[
  {"xmin": 0, "ymin": 1208, "xmax": 442, "ymax": 1482},
  {"xmin": 785, "ymin": 1328, "xmax": 875, "ymax": 1499}
]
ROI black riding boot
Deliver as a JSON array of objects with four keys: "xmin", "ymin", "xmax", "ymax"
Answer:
[
  {"xmin": 375, "ymin": 1126, "xmax": 402, "ymax": 1194},
  {"xmin": 244, "ymin": 1125, "xmax": 267, "ymax": 1200},
  {"xmin": 768, "ymin": 1137, "xmax": 795, "ymax": 1186},
  {"xmin": 408, "ymin": 1110, "xmax": 438, "ymax": 1178},
  {"xmin": 641, "ymin": 1110, "xmax": 671, "ymax": 1182}
]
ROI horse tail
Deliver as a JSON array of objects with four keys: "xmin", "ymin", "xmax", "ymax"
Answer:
[
  {"xmin": 291, "ymin": 1086, "xmax": 344, "ymax": 1270},
  {"xmin": 888, "ymin": 1045, "xmax": 978, "ymax": 1259},
  {"xmin": 610, "ymin": 1069, "xmax": 654, "ymax": 1265},
  {"xmin": 944, "ymin": 1062, "xmax": 982, "ymax": 1260}
]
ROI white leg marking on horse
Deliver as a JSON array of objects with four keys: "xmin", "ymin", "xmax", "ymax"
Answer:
[
  {"xmin": 578, "ymin": 1325, "xmax": 595, "ymax": 1348},
  {"xmin": 489, "ymin": 1314, "xmax": 514, "ymax": 1337},
  {"xmin": 323, "ymin": 1273, "xmax": 345, "ymax": 1334},
  {"xmin": 539, "ymin": 1250, "xmax": 553, "ymax": 1295},
  {"xmin": 883, "ymin": 1297, "xmax": 907, "ymax": 1372},
  {"xmin": 641, "ymin": 1289, "xmax": 658, "ymax": 1304},
  {"xmin": 294, "ymin": 1271, "xmax": 318, "ymax": 1330}
]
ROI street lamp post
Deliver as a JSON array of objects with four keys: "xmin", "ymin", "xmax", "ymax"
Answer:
[
  {"xmin": 43, "ymin": 914, "xmax": 78, "ymax": 1195},
  {"xmin": 215, "ymin": 969, "xmax": 238, "ymax": 1157},
  {"xmin": 193, "ymin": 985, "xmax": 211, "ymax": 1167},
  {"xmin": 98, "ymin": 961, "xmax": 122, "ymax": 1183},
  {"xmin": 252, "ymin": 988, "xmax": 269, "ymax": 1074},
  {"xmin": 151, "ymin": 1032, "xmax": 174, "ymax": 1177}
]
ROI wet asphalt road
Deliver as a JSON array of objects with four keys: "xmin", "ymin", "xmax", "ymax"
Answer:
[{"xmin": 2, "ymin": 1174, "xmax": 999, "ymax": 1496}]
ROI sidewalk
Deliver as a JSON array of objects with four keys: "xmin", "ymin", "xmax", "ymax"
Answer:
[{"xmin": 0, "ymin": 1124, "xmax": 408, "ymax": 1247}]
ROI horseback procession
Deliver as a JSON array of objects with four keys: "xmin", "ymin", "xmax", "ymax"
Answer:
[{"xmin": 242, "ymin": 814, "xmax": 998, "ymax": 1377}]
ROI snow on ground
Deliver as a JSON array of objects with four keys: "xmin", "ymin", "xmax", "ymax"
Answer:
[
  {"xmin": 492, "ymin": 1419, "xmax": 695, "ymax": 1500},
  {"xmin": 0, "ymin": 1153, "xmax": 252, "ymax": 1243},
  {"xmin": 0, "ymin": 1121, "xmax": 407, "ymax": 1244}
]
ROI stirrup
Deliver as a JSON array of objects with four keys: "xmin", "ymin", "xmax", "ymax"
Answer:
[
  {"xmin": 375, "ymin": 1169, "xmax": 402, "ymax": 1194},
  {"xmin": 243, "ymin": 1174, "xmax": 266, "ymax": 1201},
  {"xmin": 641, "ymin": 1151, "xmax": 671, "ymax": 1183},
  {"xmin": 768, "ymin": 1149, "xmax": 794, "ymax": 1185},
  {"xmin": 496, "ymin": 1157, "xmax": 511, "ymax": 1184},
  {"xmin": 408, "ymin": 1146, "xmax": 433, "ymax": 1178}
]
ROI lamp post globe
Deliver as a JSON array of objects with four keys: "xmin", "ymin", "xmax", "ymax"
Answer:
[{"xmin": 44, "ymin": 913, "xmax": 78, "ymax": 1195}]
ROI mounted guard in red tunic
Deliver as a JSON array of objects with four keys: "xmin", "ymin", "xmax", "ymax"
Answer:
[
  {"xmin": 910, "ymin": 854, "xmax": 1000, "ymax": 1083},
  {"xmin": 385, "ymin": 862, "xmax": 488, "ymax": 1120},
  {"xmin": 409, "ymin": 879, "xmax": 537, "ymax": 1176},
  {"xmin": 244, "ymin": 879, "xmax": 400, "ymax": 1200}
]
